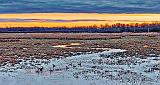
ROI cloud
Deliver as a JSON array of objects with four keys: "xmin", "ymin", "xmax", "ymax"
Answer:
[{"xmin": 0, "ymin": 0, "xmax": 160, "ymax": 13}]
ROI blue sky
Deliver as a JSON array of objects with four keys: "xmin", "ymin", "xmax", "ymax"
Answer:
[{"xmin": 0, "ymin": 0, "xmax": 160, "ymax": 13}]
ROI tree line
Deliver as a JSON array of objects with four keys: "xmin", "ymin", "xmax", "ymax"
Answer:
[{"xmin": 0, "ymin": 22, "xmax": 160, "ymax": 33}]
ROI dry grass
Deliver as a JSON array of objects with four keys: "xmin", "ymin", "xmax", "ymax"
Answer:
[{"xmin": 0, "ymin": 33, "xmax": 159, "ymax": 64}]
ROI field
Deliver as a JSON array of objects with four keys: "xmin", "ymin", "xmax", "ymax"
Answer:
[{"xmin": 0, "ymin": 33, "xmax": 160, "ymax": 85}]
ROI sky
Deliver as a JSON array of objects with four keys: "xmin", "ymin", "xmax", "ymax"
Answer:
[
  {"xmin": 0, "ymin": 0, "xmax": 160, "ymax": 28},
  {"xmin": 0, "ymin": 13, "xmax": 160, "ymax": 28},
  {"xmin": 0, "ymin": 0, "xmax": 160, "ymax": 13}
]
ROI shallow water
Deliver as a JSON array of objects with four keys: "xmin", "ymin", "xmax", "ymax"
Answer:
[{"xmin": 0, "ymin": 49, "xmax": 160, "ymax": 85}]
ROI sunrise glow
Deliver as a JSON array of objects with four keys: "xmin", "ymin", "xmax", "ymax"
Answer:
[{"xmin": 0, "ymin": 13, "xmax": 160, "ymax": 28}]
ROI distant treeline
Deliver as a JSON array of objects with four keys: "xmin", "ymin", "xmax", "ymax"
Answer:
[{"xmin": 0, "ymin": 22, "xmax": 160, "ymax": 33}]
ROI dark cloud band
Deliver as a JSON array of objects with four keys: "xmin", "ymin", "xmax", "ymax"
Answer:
[{"xmin": 0, "ymin": 0, "xmax": 160, "ymax": 13}]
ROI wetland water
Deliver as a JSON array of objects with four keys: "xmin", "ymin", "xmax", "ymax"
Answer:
[{"xmin": 0, "ymin": 49, "xmax": 160, "ymax": 85}]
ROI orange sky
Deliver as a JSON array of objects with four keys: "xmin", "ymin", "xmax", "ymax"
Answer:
[{"xmin": 0, "ymin": 13, "xmax": 160, "ymax": 28}]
